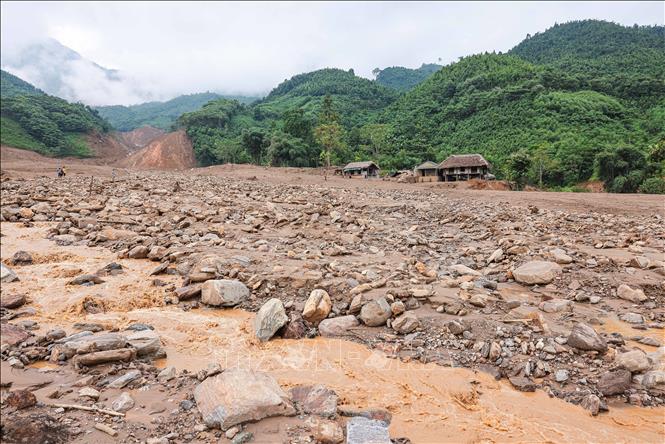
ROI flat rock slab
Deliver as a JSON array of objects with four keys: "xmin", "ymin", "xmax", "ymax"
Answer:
[
  {"xmin": 513, "ymin": 261, "xmax": 561, "ymax": 285},
  {"xmin": 1, "ymin": 323, "xmax": 32, "ymax": 346},
  {"xmin": 194, "ymin": 369, "xmax": 295, "ymax": 430},
  {"xmin": 345, "ymin": 416, "xmax": 391, "ymax": 444},
  {"xmin": 319, "ymin": 315, "xmax": 359, "ymax": 337}
]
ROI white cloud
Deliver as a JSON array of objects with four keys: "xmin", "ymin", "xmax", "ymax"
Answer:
[{"xmin": 1, "ymin": 1, "xmax": 663, "ymax": 106}]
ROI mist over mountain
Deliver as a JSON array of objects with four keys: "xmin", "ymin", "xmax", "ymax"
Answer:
[{"xmin": 0, "ymin": 38, "xmax": 155, "ymax": 106}]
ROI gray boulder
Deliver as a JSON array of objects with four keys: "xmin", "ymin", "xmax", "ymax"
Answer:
[
  {"xmin": 615, "ymin": 349, "xmax": 651, "ymax": 373},
  {"xmin": 318, "ymin": 315, "xmax": 359, "ymax": 337},
  {"xmin": 254, "ymin": 298, "xmax": 288, "ymax": 342},
  {"xmin": 359, "ymin": 297, "xmax": 391, "ymax": 327},
  {"xmin": 194, "ymin": 369, "xmax": 295, "ymax": 430},
  {"xmin": 1, "ymin": 263, "xmax": 19, "ymax": 283},
  {"xmin": 567, "ymin": 323, "xmax": 607, "ymax": 352},
  {"xmin": 201, "ymin": 280, "xmax": 249, "ymax": 307},
  {"xmin": 598, "ymin": 369, "xmax": 631, "ymax": 396},
  {"xmin": 391, "ymin": 312, "xmax": 420, "ymax": 334},
  {"xmin": 512, "ymin": 261, "xmax": 561, "ymax": 285}
]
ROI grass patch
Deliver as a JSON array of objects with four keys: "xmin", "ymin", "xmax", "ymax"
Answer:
[
  {"xmin": 63, "ymin": 133, "xmax": 93, "ymax": 157},
  {"xmin": 0, "ymin": 116, "xmax": 51, "ymax": 155}
]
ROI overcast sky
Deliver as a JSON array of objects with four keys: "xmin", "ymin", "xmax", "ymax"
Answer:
[{"xmin": 1, "ymin": 1, "xmax": 663, "ymax": 105}]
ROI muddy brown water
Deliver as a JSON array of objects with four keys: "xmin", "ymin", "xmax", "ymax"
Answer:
[{"xmin": 2, "ymin": 222, "xmax": 664, "ymax": 443}]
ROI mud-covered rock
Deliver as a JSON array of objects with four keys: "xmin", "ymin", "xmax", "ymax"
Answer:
[{"xmin": 193, "ymin": 369, "xmax": 295, "ymax": 430}]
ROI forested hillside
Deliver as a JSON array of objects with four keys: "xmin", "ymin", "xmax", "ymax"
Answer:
[
  {"xmin": 379, "ymin": 20, "xmax": 665, "ymax": 192},
  {"xmin": 96, "ymin": 92, "xmax": 259, "ymax": 131},
  {"xmin": 178, "ymin": 68, "xmax": 399, "ymax": 166},
  {"xmin": 0, "ymin": 69, "xmax": 110, "ymax": 156},
  {"xmin": 1, "ymin": 70, "xmax": 44, "ymax": 97},
  {"xmin": 373, "ymin": 63, "xmax": 442, "ymax": 91}
]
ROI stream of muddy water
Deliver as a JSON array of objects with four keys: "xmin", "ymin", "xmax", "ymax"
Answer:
[{"xmin": 2, "ymin": 222, "xmax": 664, "ymax": 443}]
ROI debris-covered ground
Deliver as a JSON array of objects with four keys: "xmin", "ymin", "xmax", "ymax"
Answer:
[{"xmin": 1, "ymin": 167, "xmax": 664, "ymax": 443}]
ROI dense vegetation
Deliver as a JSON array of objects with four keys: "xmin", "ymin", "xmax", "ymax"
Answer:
[
  {"xmin": 178, "ymin": 68, "xmax": 399, "ymax": 167},
  {"xmin": 1, "ymin": 69, "xmax": 110, "ymax": 156},
  {"xmin": 96, "ymin": 92, "xmax": 259, "ymax": 131},
  {"xmin": 373, "ymin": 63, "xmax": 442, "ymax": 91},
  {"xmin": 1, "ymin": 70, "xmax": 44, "ymax": 97},
  {"xmin": 378, "ymin": 20, "xmax": 665, "ymax": 192}
]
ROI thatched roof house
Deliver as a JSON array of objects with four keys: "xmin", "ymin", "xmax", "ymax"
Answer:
[
  {"xmin": 438, "ymin": 154, "xmax": 490, "ymax": 169},
  {"xmin": 438, "ymin": 154, "xmax": 490, "ymax": 181},
  {"xmin": 343, "ymin": 161, "xmax": 380, "ymax": 178}
]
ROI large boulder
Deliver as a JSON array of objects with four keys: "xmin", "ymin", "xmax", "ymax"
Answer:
[
  {"xmin": 391, "ymin": 312, "xmax": 420, "ymax": 334},
  {"xmin": 598, "ymin": 369, "xmax": 631, "ymax": 396},
  {"xmin": 359, "ymin": 297, "xmax": 391, "ymax": 327},
  {"xmin": 1, "ymin": 323, "xmax": 31, "ymax": 347},
  {"xmin": 615, "ymin": 349, "xmax": 651, "ymax": 373},
  {"xmin": 512, "ymin": 261, "xmax": 561, "ymax": 285},
  {"xmin": 194, "ymin": 369, "xmax": 295, "ymax": 430},
  {"xmin": 318, "ymin": 315, "xmax": 359, "ymax": 337},
  {"xmin": 201, "ymin": 280, "xmax": 250, "ymax": 307},
  {"xmin": 1, "ymin": 263, "xmax": 19, "ymax": 283},
  {"xmin": 1, "ymin": 293, "xmax": 26, "ymax": 309},
  {"xmin": 616, "ymin": 284, "xmax": 647, "ymax": 303},
  {"xmin": 61, "ymin": 333, "xmax": 128, "ymax": 359},
  {"xmin": 302, "ymin": 289, "xmax": 332, "ymax": 323},
  {"xmin": 567, "ymin": 323, "xmax": 607, "ymax": 352},
  {"xmin": 254, "ymin": 298, "xmax": 288, "ymax": 342},
  {"xmin": 641, "ymin": 370, "xmax": 665, "ymax": 389}
]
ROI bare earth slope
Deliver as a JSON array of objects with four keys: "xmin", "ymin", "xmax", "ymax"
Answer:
[
  {"xmin": 115, "ymin": 126, "xmax": 166, "ymax": 151},
  {"xmin": 115, "ymin": 130, "xmax": 196, "ymax": 170}
]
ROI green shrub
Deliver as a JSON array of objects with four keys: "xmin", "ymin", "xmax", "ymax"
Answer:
[{"xmin": 639, "ymin": 177, "xmax": 665, "ymax": 194}]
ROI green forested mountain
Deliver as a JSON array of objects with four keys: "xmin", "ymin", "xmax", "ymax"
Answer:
[
  {"xmin": 373, "ymin": 63, "xmax": 442, "ymax": 91},
  {"xmin": 510, "ymin": 20, "xmax": 665, "ymax": 78},
  {"xmin": 96, "ymin": 92, "xmax": 259, "ymax": 131},
  {"xmin": 377, "ymin": 20, "xmax": 665, "ymax": 191},
  {"xmin": 1, "ymin": 70, "xmax": 45, "ymax": 97},
  {"xmin": 1, "ymin": 69, "xmax": 110, "ymax": 156},
  {"xmin": 178, "ymin": 68, "xmax": 399, "ymax": 166}
]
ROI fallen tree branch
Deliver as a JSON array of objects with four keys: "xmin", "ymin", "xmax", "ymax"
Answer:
[{"xmin": 47, "ymin": 403, "xmax": 125, "ymax": 417}]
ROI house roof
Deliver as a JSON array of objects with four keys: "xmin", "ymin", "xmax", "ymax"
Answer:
[
  {"xmin": 414, "ymin": 161, "xmax": 439, "ymax": 170},
  {"xmin": 439, "ymin": 154, "xmax": 490, "ymax": 169},
  {"xmin": 343, "ymin": 161, "xmax": 380, "ymax": 170}
]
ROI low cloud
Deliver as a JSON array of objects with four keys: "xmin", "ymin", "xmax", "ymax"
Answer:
[{"xmin": 1, "ymin": 1, "xmax": 662, "ymax": 106}]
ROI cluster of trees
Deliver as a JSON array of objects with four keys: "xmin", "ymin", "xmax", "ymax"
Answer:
[
  {"xmin": 377, "ymin": 20, "xmax": 664, "ymax": 193},
  {"xmin": 1, "ymin": 85, "xmax": 110, "ymax": 156},
  {"xmin": 178, "ymin": 68, "xmax": 400, "ymax": 168},
  {"xmin": 96, "ymin": 92, "xmax": 259, "ymax": 131},
  {"xmin": 1, "ymin": 70, "xmax": 44, "ymax": 97},
  {"xmin": 372, "ymin": 63, "xmax": 442, "ymax": 91},
  {"xmin": 506, "ymin": 141, "xmax": 665, "ymax": 193}
]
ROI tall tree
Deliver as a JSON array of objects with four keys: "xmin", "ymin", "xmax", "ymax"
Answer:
[{"xmin": 315, "ymin": 95, "xmax": 344, "ymax": 167}]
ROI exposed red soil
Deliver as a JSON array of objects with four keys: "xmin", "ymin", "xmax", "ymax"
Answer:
[
  {"xmin": 115, "ymin": 126, "xmax": 166, "ymax": 150},
  {"xmin": 114, "ymin": 130, "xmax": 196, "ymax": 170},
  {"xmin": 84, "ymin": 132, "xmax": 131, "ymax": 163}
]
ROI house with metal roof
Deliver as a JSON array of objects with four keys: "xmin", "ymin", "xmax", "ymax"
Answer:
[
  {"xmin": 438, "ymin": 154, "xmax": 490, "ymax": 181},
  {"xmin": 342, "ymin": 161, "xmax": 380, "ymax": 178}
]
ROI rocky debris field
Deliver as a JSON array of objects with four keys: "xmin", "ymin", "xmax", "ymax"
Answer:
[{"xmin": 1, "ymin": 170, "xmax": 664, "ymax": 443}]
